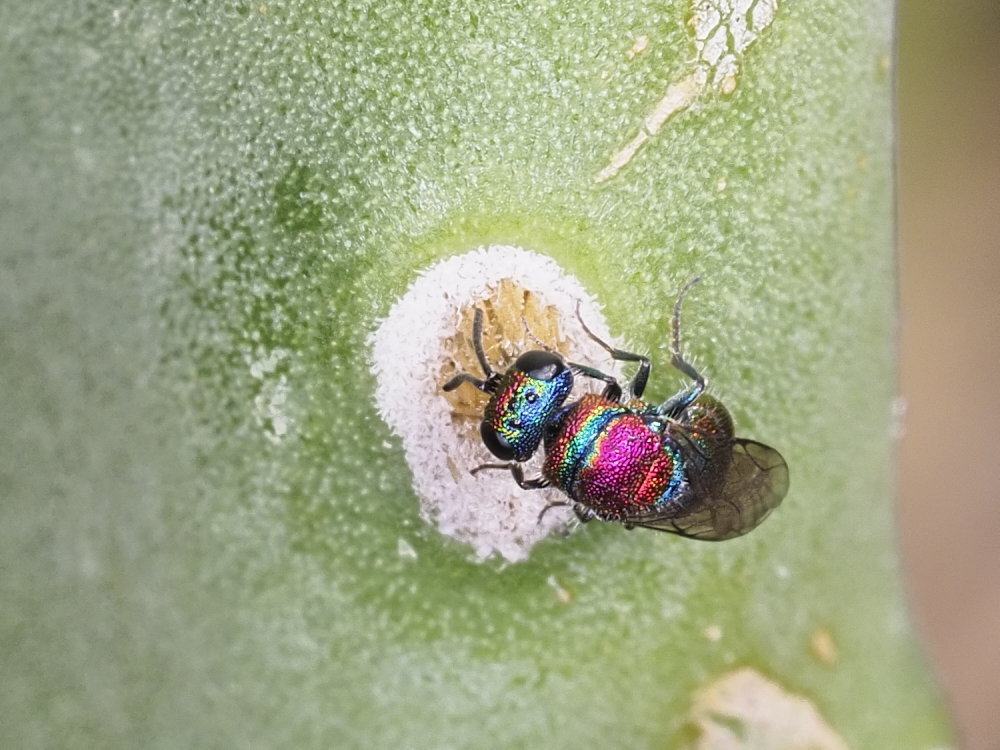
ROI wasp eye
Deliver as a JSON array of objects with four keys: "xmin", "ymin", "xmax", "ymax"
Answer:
[
  {"xmin": 514, "ymin": 351, "xmax": 567, "ymax": 381},
  {"xmin": 480, "ymin": 421, "xmax": 515, "ymax": 461}
]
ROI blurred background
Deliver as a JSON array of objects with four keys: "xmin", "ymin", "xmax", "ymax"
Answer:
[
  {"xmin": 897, "ymin": 1, "xmax": 1000, "ymax": 748},
  {"xmin": 0, "ymin": 2, "xmax": 992, "ymax": 746}
]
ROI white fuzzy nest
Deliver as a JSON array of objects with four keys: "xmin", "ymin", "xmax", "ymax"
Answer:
[{"xmin": 369, "ymin": 246, "xmax": 624, "ymax": 562}]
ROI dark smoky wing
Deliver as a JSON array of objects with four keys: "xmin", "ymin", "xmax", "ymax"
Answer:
[{"xmin": 627, "ymin": 439, "xmax": 789, "ymax": 541}]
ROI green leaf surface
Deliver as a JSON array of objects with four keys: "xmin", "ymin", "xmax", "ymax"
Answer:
[{"xmin": 1, "ymin": 0, "xmax": 952, "ymax": 747}]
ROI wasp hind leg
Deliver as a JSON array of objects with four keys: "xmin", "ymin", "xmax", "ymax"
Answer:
[{"xmin": 572, "ymin": 504, "xmax": 638, "ymax": 528}]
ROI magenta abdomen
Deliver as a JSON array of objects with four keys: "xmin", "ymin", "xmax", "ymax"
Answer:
[{"xmin": 543, "ymin": 394, "xmax": 683, "ymax": 518}]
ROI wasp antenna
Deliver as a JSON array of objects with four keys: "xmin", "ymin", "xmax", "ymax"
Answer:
[
  {"xmin": 470, "ymin": 308, "xmax": 496, "ymax": 378},
  {"xmin": 574, "ymin": 300, "xmax": 616, "ymax": 353},
  {"xmin": 666, "ymin": 277, "xmax": 707, "ymax": 397},
  {"xmin": 671, "ymin": 277, "xmax": 702, "ymax": 359},
  {"xmin": 442, "ymin": 372, "xmax": 489, "ymax": 393},
  {"xmin": 521, "ymin": 315, "xmax": 555, "ymax": 352}
]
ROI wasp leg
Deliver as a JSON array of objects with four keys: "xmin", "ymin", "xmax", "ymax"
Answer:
[
  {"xmin": 574, "ymin": 504, "xmax": 636, "ymax": 527},
  {"xmin": 656, "ymin": 277, "xmax": 706, "ymax": 418},
  {"xmin": 573, "ymin": 504, "xmax": 631, "ymax": 526},
  {"xmin": 537, "ymin": 500, "xmax": 571, "ymax": 524},
  {"xmin": 656, "ymin": 380, "xmax": 704, "ymax": 418},
  {"xmin": 569, "ymin": 362, "xmax": 623, "ymax": 402},
  {"xmin": 573, "ymin": 302, "xmax": 652, "ymax": 399},
  {"xmin": 471, "ymin": 462, "xmax": 550, "ymax": 490}
]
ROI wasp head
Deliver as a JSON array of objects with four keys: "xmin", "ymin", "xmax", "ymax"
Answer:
[{"xmin": 481, "ymin": 351, "xmax": 574, "ymax": 462}]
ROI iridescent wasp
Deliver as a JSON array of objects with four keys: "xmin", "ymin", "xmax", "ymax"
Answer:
[{"xmin": 443, "ymin": 278, "xmax": 789, "ymax": 540}]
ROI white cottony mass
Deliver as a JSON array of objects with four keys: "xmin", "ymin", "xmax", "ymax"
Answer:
[{"xmin": 369, "ymin": 246, "xmax": 624, "ymax": 562}]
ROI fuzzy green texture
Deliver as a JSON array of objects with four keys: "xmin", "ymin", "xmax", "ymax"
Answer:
[{"xmin": 1, "ymin": 1, "xmax": 951, "ymax": 748}]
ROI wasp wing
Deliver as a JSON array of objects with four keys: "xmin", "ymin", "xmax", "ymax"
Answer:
[{"xmin": 626, "ymin": 439, "xmax": 788, "ymax": 541}]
